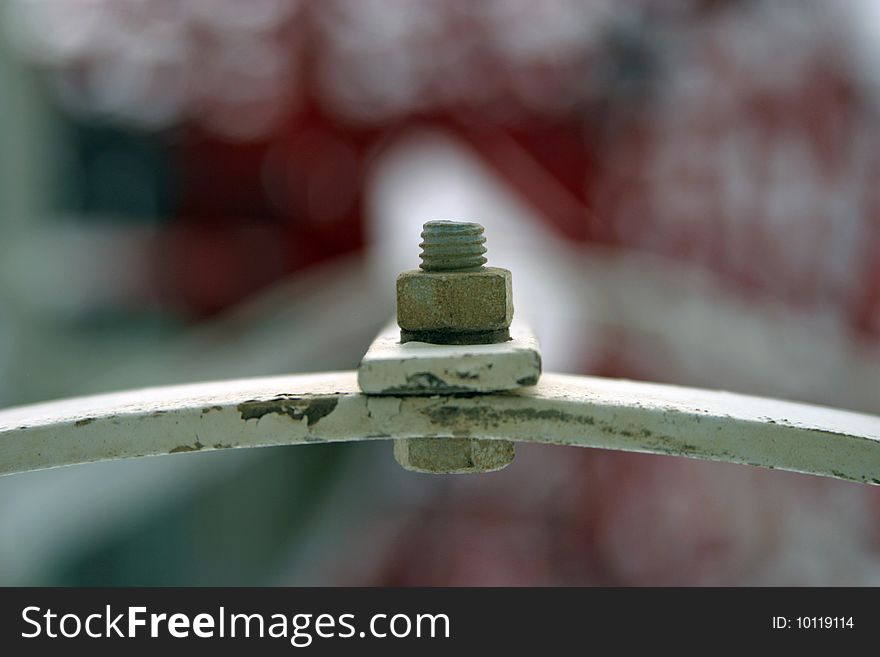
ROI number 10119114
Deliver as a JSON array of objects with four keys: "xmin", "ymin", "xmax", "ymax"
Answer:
[{"xmin": 772, "ymin": 617, "xmax": 854, "ymax": 630}]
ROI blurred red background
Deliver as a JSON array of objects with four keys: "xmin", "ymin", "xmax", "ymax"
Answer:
[{"xmin": 1, "ymin": 0, "xmax": 880, "ymax": 585}]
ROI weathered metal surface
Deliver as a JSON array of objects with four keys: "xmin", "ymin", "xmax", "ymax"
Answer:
[
  {"xmin": 418, "ymin": 220, "xmax": 487, "ymax": 271},
  {"xmin": 357, "ymin": 320, "xmax": 541, "ymax": 395},
  {"xmin": 395, "ymin": 220, "xmax": 518, "ymax": 471},
  {"xmin": 1, "ymin": 371, "xmax": 879, "ymax": 484},
  {"xmin": 397, "ymin": 267, "xmax": 513, "ymax": 342},
  {"xmin": 397, "ymin": 221, "xmax": 513, "ymax": 345},
  {"xmin": 360, "ymin": 315, "xmax": 539, "ymax": 473},
  {"xmin": 393, "ymin": 437, "xmax": 515, "ymax": 474}
]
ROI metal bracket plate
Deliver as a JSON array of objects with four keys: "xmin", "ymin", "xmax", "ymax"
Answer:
[{"xmin": 357, "ymin": 319, "xmax": 541, "ymax": 395}]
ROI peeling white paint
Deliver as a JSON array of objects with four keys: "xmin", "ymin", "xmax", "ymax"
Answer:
[
  {"xmin": 357, "ymin": 320, "xmax": 541, "ymax": 394},
  {"xmin": 1, "ymin": 371, "xmax": 879, "ymax": 485}
]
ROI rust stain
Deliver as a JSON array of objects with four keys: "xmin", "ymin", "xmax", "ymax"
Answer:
[
  {"xmin": 237, "ymin": 396, "xmax": 339, "ymax": 427},
  {"xmin": 380, "ymin": 372, "xmax": 475, "ymax": 395},
  {"xmin": 421, "ymin": 403, "xmax": 707, "ymax": 456},
  {"xmin": 170, "ymin": 441, "xmax": 204, "ymax": 453},
  {"xmin": 424, "ymin": 405, "xmax": 598, "ymax": 429}
]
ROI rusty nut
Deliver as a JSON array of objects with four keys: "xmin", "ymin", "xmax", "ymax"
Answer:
[
  {"xmin": 393, "ymin": 437, "xmax": 515, "ymax": 474},
  {"xmin": 396, "ymin": 267, "xmax": 513, "ymax": 342}
]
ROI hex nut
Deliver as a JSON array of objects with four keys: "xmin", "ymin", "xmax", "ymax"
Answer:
[
  {"xmin": 394, "ymin": 437, "xmax": 515, "ymax": 474},
  {"xmin": 396, "ymin": 267, "xmax": 513, "ymax": 338}
]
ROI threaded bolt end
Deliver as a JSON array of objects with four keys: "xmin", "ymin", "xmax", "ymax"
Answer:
[{"xmin": 419, "ymin": 221, "xmax": 487, "ymax": 271}]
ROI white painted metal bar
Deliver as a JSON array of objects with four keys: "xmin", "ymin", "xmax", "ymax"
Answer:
[{"xmin": 1, "ymin": 371, "xmax": 879, "ymax": 484}]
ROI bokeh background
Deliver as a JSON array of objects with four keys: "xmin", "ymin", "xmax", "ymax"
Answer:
[{"xmin": 2, "ymin": 0, "xmax": 880, "ymax": 585}]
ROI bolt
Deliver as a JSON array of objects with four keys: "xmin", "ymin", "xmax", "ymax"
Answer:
[
  {"xmin": 394, "ymin": 220, "xmax": 516, "ymax": 474},
  {"xmin": 397, "ymin": 221, "xmax": 513, "ymax": 345},
  {"xmin": 419, "ymin": 220, "xmax": 487, "ymax": 271}
]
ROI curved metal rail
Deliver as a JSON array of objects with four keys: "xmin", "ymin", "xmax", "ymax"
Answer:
[{"xmin": 1, "ymin": 371, "xmax": 879, "ymax": 484}]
